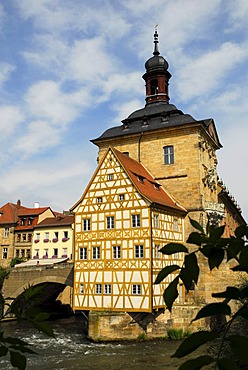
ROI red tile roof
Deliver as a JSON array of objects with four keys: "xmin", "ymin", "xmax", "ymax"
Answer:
[{"xmin": 112, "ymin": 148, "xmax": 187, "ymax": 213}]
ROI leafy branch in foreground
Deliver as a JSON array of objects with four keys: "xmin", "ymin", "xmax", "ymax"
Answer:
[
  {"xmin": 155, "ymin": 218, "xmax": 248, "ymax": 369},
  {"xmin": 0, "ymin": 284, "xmax": 55, "ymax": 370}
]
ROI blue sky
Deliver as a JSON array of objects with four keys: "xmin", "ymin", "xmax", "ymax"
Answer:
[{"xmin": 0, "ymin": 0, "xmax": 247, "ymax": 220}]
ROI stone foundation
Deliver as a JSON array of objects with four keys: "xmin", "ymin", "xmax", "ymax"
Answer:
[{"xmin": 88, "ymin": 305, "xmax": 207, "ymax": 341}]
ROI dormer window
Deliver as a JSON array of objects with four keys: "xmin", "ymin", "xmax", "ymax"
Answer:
[
  {"xmin": 154, "ymin": 183, "xmax": 160, "ymax": 190},
  {"xmin": 138, "ymin": 176, "xmax": 144, "ymax": 183}
]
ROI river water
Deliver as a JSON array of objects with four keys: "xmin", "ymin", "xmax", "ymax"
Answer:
[{"xmin": 0, "ymin": 316, "xmax": 186, "ymax": 370}]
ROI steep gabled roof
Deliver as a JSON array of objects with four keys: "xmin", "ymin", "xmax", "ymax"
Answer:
[
  {"xmin": 0, "ymin": 202, "xmax": 27, "ymax": 224},
  {"xmin": 71, "ymin": 147, "xmax": 186, "ymax": 214},
  {"xmin": 112, "ymin": 148, "xmax": 186, "ymax": 213}
]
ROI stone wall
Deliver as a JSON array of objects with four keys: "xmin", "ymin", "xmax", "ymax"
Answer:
[{"xmin": 88, "ymin": 306, "xmax": 207, "ymax": 341}]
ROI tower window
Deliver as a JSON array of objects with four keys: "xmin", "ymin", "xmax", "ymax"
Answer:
[
  {"xmin": 163, "ymin": 146, "xmax": 174, "ymax": 165},
  {"xmin": 150, "ymin": 79, "xmax": 158, "ymax": 95}
]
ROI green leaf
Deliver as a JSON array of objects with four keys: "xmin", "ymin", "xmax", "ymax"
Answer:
[
  {"xmin": 208, "ymin": 248, "xmax": 225, "ymax": 270},
  {"xmin": 160, "ymin": 243, "xmax": 188, "ymax": 255},
  {"xmin": 172, "ymin": 331, "xmax": 219, "ymax": 358},
  {"xmin": 235, "ymin": 225, "xmax": 248, "ymax": 238},
  {"xmin": 180, "ymin": 268, "xmax": 193, "ymax": 292},
  {"xmin": 239, "ymin": 248, "xmax": 248, "ymax": 267},
  {"xmin": 31, "ymin": 320, "xmax": 55, "ymax": 338},
  {"xmin": 193, "ymin": 302, "xmax": 231, "ymax": 321},
  {"xmin": 163, "ymin": 276, "xmax": 179, "ymax": 312},
  {"xmin": 237, "ymin": 306, "xmax": 248, "ymax": 321},
  {"xmin": 4, "ymin": 337, "xmax": 29, "ymax": 346},
  {"xmin": 217, "ymin": 358, "xmax": 240, "ymax": 370},
  {"xmin": 189, "ymin": 218, "xmax": 204, "ymax": 233},
  {"xmin": 209, "ymin": 225, "xmax": 225, "ymax": 243},
  {"xmin": 154, "ymin": 265, "xmax": 180, "ymax": 284},
  {"xmin": 186, "ymin": 232, "xmax": 203, "ymax": 246},
  {"xmin": 226, "ymin": 239, "xmax": 244, "ymax": 261},
  {"xmin": 212, "ymin": 287, "xmax": 240, "ymax": 300},
  {"xmin": 227, "ymin": 335, "xmax": 248, "ymax": 364},
  {"xmin": 185, "ymin": 253, "xmax": 199, "ymax": 285},
  {"xmin": 179, "ymin": 355, "xmax": 214, "ymax": 370},
  {"xmin": 10, "ymin": 350, "xmax": 27, "ymax": 370},
  {"xmin": 0, "ymin": 345, "xmax": 8, "ymax": 357}
]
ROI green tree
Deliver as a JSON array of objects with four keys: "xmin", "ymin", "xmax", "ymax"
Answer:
[{"xmin": 155, "ymin": 218, "xmax": 248, "ymax": 370}]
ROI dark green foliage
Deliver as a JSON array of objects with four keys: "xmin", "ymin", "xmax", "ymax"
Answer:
[
  {"xmin": 0, "ymin": 285, "xmax": 54, "ymax": 369},
  {"xmin": 156, "ymin": 221, "xmax": 248, "ymax": 368},
  {"xmin": 167, "ymin": 328, "xmax": 191, "ymax": 340},
  {"xmin": 10, "ymin": 257, "xmax": 25, "ymax": 267}
]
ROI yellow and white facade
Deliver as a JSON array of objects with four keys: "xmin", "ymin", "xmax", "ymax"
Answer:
[{"xmin": 72, "ymin": 147, "xmax": 186, "ymax": 313}]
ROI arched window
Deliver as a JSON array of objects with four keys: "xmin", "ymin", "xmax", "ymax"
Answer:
[
  {"xmin": 150, "ymin": 79, "xmax": 158, "ymax": 95},
  {"xmin": 163, "ymin": 145, "xmax": 174, "ymax": 164}
]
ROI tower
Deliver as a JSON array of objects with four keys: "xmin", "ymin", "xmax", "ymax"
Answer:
[{"xmin": 91, "ymin": 30, "xmax": 227, "ymax": 237}]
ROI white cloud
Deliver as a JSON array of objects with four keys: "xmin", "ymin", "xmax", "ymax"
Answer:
[
  {"xmin": 0, "ymin": 105, "xmax": 24, "ymax": 138},
  {"xmin": 24, "ymin": 80, "xmax": 89, "ymax": 125},
  {"xmin": 15, "ymin": 120, "xmax": 63, "ymax": 155},
  {"xmin": 175, "ymin": 42, "xmax": 248, "ymax": 102},
  {"xmin": 0, "ymin": 63, "xmax": 15, "ymax": 89},
  {"xmin": 111, "ymin": 99, "xmax": 143, "ymax": 124}
]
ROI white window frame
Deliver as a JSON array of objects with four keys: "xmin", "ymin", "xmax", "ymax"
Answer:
[
  {"xmin": 164, "ymin": 145, "xmax": 174, "ymax": 165},
  {"xmin": 154, "ymin": 214, "xmax": 159, "ymax": 228},
  {"xmin": 83, "ymin": 218, "xmax": 91, "ymax": 231},
  {"xmin": 119, "ymin": 194, "xmax": 125, "ymax": 201},
  {"xmin": 113, "ymin": 245, "xmax": 121, "ymax": 259},
  {"xmin": 132, "ymin": 214, "xmax": 141, "ymax": 227},
  {"xmin": 95, "ymin": 284, "xmax": 102, "ymax": 294},
  {"xmin": 79, "ymin": 247, "xmax": 87, "ymax": 260},
  {"xmin": 80, "ymin": 284, "xmax": 84, "ymax": 294},
  {"xmin": 104, "ymin": 284, "xmax": 111, "ymax": 294},
  {"xmin": 2, "ymin": 248, "xmax": 8, "ymax": 259},
  {"xmin": 135, "ymin": 245, "xmax": 144, "ymax": 258},
  {"xmin": 132, "ymin": 284, "xmax": 141, "ymax": 295},
  {"xmin": 4, "ymin": 227, "xmax": 9, "ymax": 238},
  {"xmin": 154, "ymin": 244, "xmax": 161, "ymax": 259},
  {"xmin": 106, "ymin": 216, "xmax": 114, "ymax": 229},
  {"xmin": 92, "ymin": 246, "xmax": 100, "ymax": 260}
]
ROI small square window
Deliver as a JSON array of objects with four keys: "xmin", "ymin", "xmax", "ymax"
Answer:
[
  {"xmin": 95, "ymin": 284, "xmax": 102, "ymax": 294},
  {"xmin": 97, "ymin": 197, "xmax": 103, "ymax": 203},
  {"xmin": 132, "ymin": 284, "xmax": 141, "ymax": 295},
  {"xmin": 104, "ymin": 284, "xmax": 111, "ymax": 294},
  {"xmin": 174, "ymin": 218, "xmax": 179, "ymax": 231},
  {"xmin": 80, "ymin": 284, "xmax": 84, "ymax": 294},
  {"xmin": 2, "ymin": 248, "xmax": 8, "ymax": 259},
  {"xmin": 4, "ymin": 227, "xmax": 9, "ymax": 238},
  {"xmin": 119, "ymin": 194, "xmax": 125, "ymax": 201},
  {"xmin": 107, "ymin": 174, "xmax": 113, "ymax": 180}
]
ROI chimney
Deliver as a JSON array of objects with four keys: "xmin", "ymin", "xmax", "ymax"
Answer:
[
  {"xmin": 34, "ymin": 202, "xmax": 40, "ymax": 208},
  {"xmin": 17, "ymin": 199, "xmax": 21, "ymax": 208}
]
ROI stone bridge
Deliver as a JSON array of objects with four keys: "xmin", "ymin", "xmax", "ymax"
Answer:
[{"xmin": 2, "ymin": 262, "xmax": 74, "ymax": 310}]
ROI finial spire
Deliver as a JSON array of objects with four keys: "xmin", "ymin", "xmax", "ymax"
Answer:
[{"xmin": 153, "ymin": 25, "xmax": 160, "ymax": 56}]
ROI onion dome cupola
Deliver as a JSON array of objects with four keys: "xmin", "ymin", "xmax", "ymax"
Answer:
[{"xmin": 143, "ymin": 29, "xmax": 171, "ymax": 105}]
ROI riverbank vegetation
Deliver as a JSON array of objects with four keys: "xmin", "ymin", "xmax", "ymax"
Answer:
[{"xmin": 156, "ymin": 218, "xmax": 248, "ymax": 369}]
